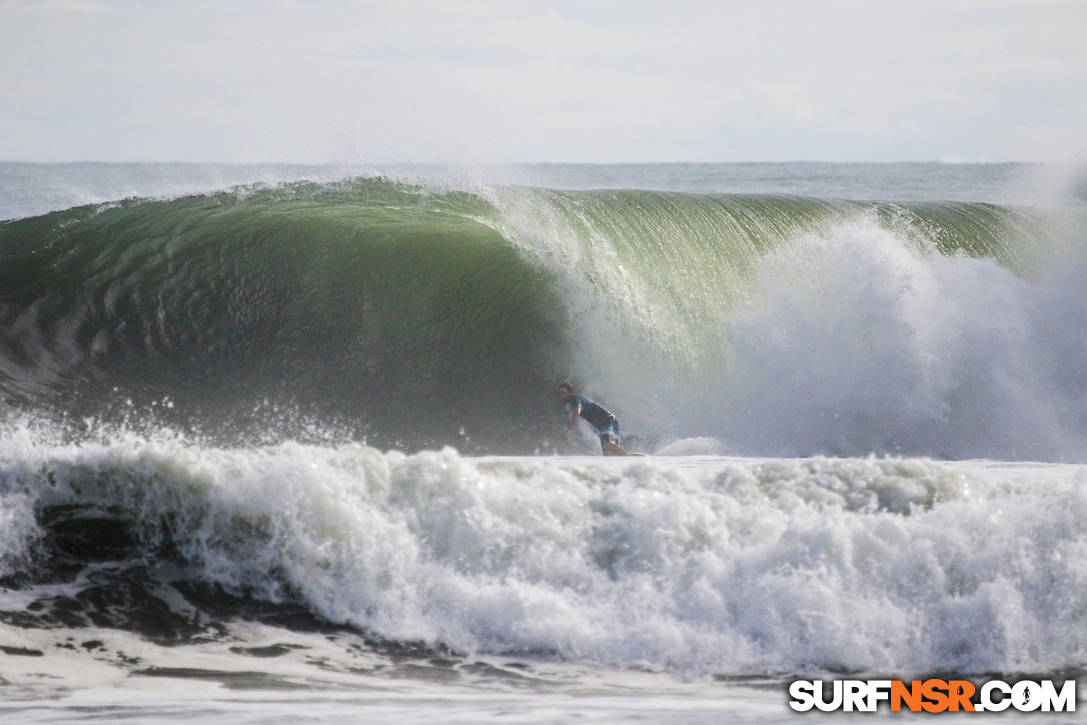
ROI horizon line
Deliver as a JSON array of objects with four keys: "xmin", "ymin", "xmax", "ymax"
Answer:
[{"xmin": 0, "ymin": 158, "xmax": 1037, "ymax": 166}]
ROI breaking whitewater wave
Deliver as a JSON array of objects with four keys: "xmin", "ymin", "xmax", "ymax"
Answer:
[
  {"xmin": 0, "ymin": 176, "xmax": 1085, "ymax": 458},
  {"xmin": 2, "ymin": 424, "xmax": 1086, "ymax": 675}
]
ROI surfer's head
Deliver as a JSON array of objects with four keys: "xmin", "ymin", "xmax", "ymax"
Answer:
[{"xmin": 556, "ymin": 382, "xmax": 575, "ymax": 400}]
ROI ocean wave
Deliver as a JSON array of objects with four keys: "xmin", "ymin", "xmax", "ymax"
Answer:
[{"xmin": 0, "ymin": 177, "xmax": 1083, "ymax": 458}]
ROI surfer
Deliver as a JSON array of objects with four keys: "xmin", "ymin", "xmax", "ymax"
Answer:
[{"xmin": 557, "ymin": 382, "xmax": 631, "ymax": 456}]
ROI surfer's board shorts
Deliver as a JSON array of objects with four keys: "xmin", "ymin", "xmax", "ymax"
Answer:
[{"xmin": 597, "ymin": 421, "xmax": 620, "ymax": 446}]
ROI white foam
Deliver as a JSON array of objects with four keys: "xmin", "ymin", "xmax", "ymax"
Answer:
[
  {"xmin": 713, "ymin": 217, "xmax": 1087, "ymax": 460},
  {"xmin": 3, "ymin": 427, "xmax": 1086, "ymax": 676}
]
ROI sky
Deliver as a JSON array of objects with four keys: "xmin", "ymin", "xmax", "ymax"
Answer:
[{"xmin": 1, "ymin": 0, "xmax": 1085, "ymax": 164}]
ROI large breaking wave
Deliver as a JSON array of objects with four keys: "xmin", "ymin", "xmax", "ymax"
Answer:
[{"xmin": 1, "ymin": 177, "xmax": 1085, "ymax": 459}]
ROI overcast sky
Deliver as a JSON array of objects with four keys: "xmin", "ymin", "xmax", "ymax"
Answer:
[{"xmin": 1, "ymin": 0, "xmax": 1085, "ymax": 163}]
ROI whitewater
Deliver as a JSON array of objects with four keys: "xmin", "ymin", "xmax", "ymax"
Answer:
[{"xmin": 1, "ymin": 162, "xmax": 1086, "ymax": 722}]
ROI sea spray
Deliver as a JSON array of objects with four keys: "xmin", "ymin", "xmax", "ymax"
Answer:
[{"xmin": 714, "ymin": 217, "xmax": 1087, "ymax": 459}]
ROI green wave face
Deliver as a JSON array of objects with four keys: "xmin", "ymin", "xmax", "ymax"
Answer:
[
  {"xmin": 0, "ymin": 180, "xmax": 569, "ymax": 449},
  {"xmin": 0, "ymin": 177, "xmax": 1069, "ymax": 453}
]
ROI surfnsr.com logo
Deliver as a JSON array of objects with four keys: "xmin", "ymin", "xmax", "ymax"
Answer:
[{"xmin": 788, "ymin": 679, "xmax": 1077, "ymax": 713}]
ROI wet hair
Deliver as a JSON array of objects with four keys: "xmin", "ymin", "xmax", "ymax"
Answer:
[{"xmin": 557, "ymin": 381, "xmax": 574, "ymax": 393}]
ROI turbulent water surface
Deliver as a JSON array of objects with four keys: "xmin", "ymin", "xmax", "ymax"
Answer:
[{"xmin": 1, "ymin": 162, "xmax": 1086, "ymax": 722}]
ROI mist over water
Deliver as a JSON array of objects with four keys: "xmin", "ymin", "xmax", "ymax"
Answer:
[{"xmin": 4, "ymin": 161, "xmax": 1078, "ymax": 223}]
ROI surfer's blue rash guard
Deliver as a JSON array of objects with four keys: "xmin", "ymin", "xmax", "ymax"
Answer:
[{"xmin": 566, "ymin": 394, "xmax": 618, "ymax": 432}]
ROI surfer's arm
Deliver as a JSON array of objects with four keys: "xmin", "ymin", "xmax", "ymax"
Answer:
[{"xmin": 566, "ymin": 405, "xmax": 581, "ymax": 430}]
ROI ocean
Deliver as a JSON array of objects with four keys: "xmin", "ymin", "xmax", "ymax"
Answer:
[{"xmin": 1, "ymin": 161, "xmax": 1085, "ymax": 722}]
